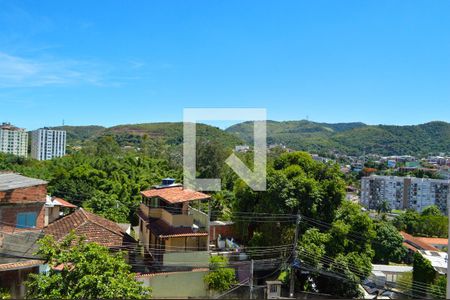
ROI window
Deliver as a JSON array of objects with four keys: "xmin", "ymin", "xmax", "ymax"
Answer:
[
  {"xmin": 16, "ymin": 212, "xmax": 37, "ymax": 228},
  {"xmin": 269, "ymin": 285, "xmax": 278, "ymax": 293}
]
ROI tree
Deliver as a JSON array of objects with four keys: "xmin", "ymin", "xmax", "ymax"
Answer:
[
  {"xmin": 26, "ymin": 233, "xmax": 150, "ymax": 299},
  {"xmin": 430, "ymin": 275, "xmax": 446, "ymax": 299},
  {"xmin": 376, "ymin": 200, "xmax": 391, "ymax": 214},
  {"xmin": 412, "ymin": 252, "xmax": 436, "ymax": 298},
  {"xmin": 372, "ymin": 222, "xmax": 406, "ymax": 264},
  {"xmin": 83, "ymin": 191, "xmax": 130, "ymax": 223},
  {"xmin": 421, "ymin": 205, "xmax": 442, "ymax": 217},
  {"xmin": 203, "ymin": 256, "xmax": 236, "ymax": 292},
  {"xmin": 296, "ymin": 202, "xmax": 374, "ymax": 298}
]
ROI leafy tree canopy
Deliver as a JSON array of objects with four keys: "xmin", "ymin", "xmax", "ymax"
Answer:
[{"xmin": 26, "ymin": 233, "xmax": 150, "ymax": 299}]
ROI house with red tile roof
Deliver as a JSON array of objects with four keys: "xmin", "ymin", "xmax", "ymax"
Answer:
[
  {"xmin": 137, "ymin": 178, "xmax": 211, "ymax": 271},
  {"xmin": 44, "ymin": 208, "xmax": 135, "ymax": 248}
]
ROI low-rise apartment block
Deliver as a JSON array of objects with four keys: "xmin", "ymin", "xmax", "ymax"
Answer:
[
  {"xmin": 361, "ymin": 175, "xmax": 450, "ymax": 213},
  {"xmin": 0, "ymin": 123, "xmax": 28, "ymax": 157}
]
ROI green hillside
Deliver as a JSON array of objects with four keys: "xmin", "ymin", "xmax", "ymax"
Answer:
[
  {"xmin": 226, "ymin": 120, "xmax": 450, "ymax": 156},
  {"xmin": 52, "ymin": 122, "xmax": 243, "ymax": 149}
]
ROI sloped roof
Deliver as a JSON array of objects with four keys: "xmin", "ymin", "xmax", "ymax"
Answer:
[
  {"xmin": 400, "ymin": 231, "xmax": 439, "ymax": 251},
  {"xmin": 141, "ymin": 186, "xmax": 210, "ymax": 204},
  {"xmin": 416, "ymin": 237, "xmax": 448, "ymax": 246},
  {"xmin": 0, "ymin": 173, "xmax": 47, "ymax": 191},
  {"xmin": 52, "ymin": 197, "xmax": 77, "ymax": 208},
  {"xmin": 44, "ymin": 208, "xmax": 133, "ymax": 247},
  {"xmin": 0, "ymin": 230, "xmax": 44, "ymax": 269}
]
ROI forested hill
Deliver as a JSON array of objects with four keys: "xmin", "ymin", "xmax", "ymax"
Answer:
[
  {"xmin": 51, "ymin": 122, "xmax": 243, "ymax": 149},
  {"xmin": 226, "ymin": 120, "xmax": 450, "ymax": 156}
]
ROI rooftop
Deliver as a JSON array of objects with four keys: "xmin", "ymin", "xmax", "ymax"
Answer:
[
  {"xmin": 141, "ymin": 186, "xmax": 210, "ymax": 204},
  {"xmin": 0, "ymin": 173, "xmax": 47, "ymax": 192},
  {"xmin": 418, "ymin": 250, "xmax": 448, "ymax": 275},
  {"xmin": 0, "ymin": 230, "xmax": 44, "ymax": 270},
  {"xmin": 44, "ymin": 208, "xmax": 134, "ymax": 247},
  {"xmin": 416, "ymin": 237, "xmax": 448, "ymax": 246},
  {"xmin": 400, "ymin": 231, "xmax": 439, "ymax": 252}
]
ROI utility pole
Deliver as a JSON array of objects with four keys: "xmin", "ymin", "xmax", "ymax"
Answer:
[
  {"xmin": 289, "ymin": 214, "xmax": 301, "ymax": 298},
  {"xmin": 249, "ymin": 259, "xmax": 254, "ymax": 299}
]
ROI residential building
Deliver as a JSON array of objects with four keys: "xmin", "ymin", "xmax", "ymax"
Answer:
[
  {"xmin": 235, "ymin": 145, "xmax": 250, "ymax": 153},
  {"xmin": 417, "ymin": 250, "xmax": 447, "ymax": 275},
  {"xmin": 0, "ymin": 123, "xmax": 28, "ymax": 157},
  {"xmin": 361, "ymin": 175, "xmax": 450, "ymax": 213},
  {"xmin": 0, "ymin": 173, "xmax": 48, "ymax": 298},
  {"xmin": 370, "ymin": 264, "xmax": 413, "ymax": 287},
  {"xmin": 0, "ymin": 173, "xmax": 48, "ymax": 233},
  {"xmin": 31, "ymin": 128, "xmax": 66, "ymax": 161},
  {"xmin": 137, "ymin": 178, "xmax": 210, "ymax": 271},
  {"xmin": 415, "ymin": 237, "xmax": 448, "ymax": 251},
  {"xmin": 44, "ymin": 208, "xmax": 135, "ymax": 249}
]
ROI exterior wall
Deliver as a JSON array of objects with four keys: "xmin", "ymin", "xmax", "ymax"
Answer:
[
  {"xmin": 0, "ymin": 203, "xmax": 46, "ymax": 232},
  {"xmin": 45, "ymin": 206, "xmax": 61, "ymax": 226},
  {"xmin": 31, "ymin": 129, "xmax": 66, "ymax": 161},
  {"xmin": 210, "ymin": 224, "xmax": 235, "ymax": 241},
  {"xmin": 0, "ymin": 266, "xmax": 39, "ymax": 299},
  {"xmin": 361, "ymin": 176, "xmax": 450, "ymax": 213},
  {"xmin": 189, "ymin": 206, "xmax": 209, "ymax": 228},
  {"xmin": 163, "ymin": 251, "xmax": 209, "ymax": 268},
  {"xmin": 140, "ymin": 204, "xmax": 194, "ymax": 227},
  {"xmin": 0, "ymin": 185, "xmax": 47, "ymax": 204},
  {"xmin": 137, "ymin": 270, "xmax": 212, "ymax": 299},
  {"xmin": 0, "ymin": 127, "xmax": 28, "ymax": 157},
  {"xmin": 165, "ymin": 236, "xmax": 208, "ymax": 252}
]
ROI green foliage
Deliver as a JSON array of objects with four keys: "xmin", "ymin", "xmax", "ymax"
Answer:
[
  {"xmin": 376, "ymin": 200, "xmax": 391, "ymax": 214},
  {"xmin": 227, "ymin": 120, "xmax": 450, "ymax": 156},
  {"xmin": 0, "ymin": 149, "xmax": 180, "ymax": 223},
  {"xmin": 203, "ymin": 256, "xmax": 236, "ymax": 292},
  {"xmin": 296, "ymin": 201, "xmax": 374, "ymax": 298},
  {"xmin": 430, "ymin": 275, "xmax": 446, "ymax": 299},
  {"xmin": 232, "ymin": 151, "xmax": 373, "ymax": 298},
  {"xmin": 393, "ymin": 209, "xmax": 448, "ymax": 237},
  {"xmin": 0, "ymin": 288, "xmax": 10, "ymax": 299},
  {"xmin": 372, "ymin": 221, "xmax": 406, "ymax": 264},
  {"xmin": 412, "ymin": 252, "xmax": 437, "ymax": 298},
  {"xmin": 26, "ymin": 233, "xmax": 150, "ymax": 299},
  {"xmin": 421, "ymin": 205, "xmax": 442, "ymax": 216}
]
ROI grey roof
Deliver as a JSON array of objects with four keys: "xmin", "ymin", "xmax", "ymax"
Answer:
[
  {"xmin": 0, "ymin": 173, "xmax": 47, "ymax": 191},
  {"xmin": 0, "ymin": 230, "xmax": 43, "ymax": 265}
]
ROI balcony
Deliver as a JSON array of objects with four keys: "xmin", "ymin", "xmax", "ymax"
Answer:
[{"xmin": 140, "ymin": 204, "xmax": 193, "ymax": 227}]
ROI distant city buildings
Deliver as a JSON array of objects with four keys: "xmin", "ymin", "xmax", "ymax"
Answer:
[
  {"xmin": 361, "ymin": 175, "xmax": 450, "ymax": 213},
  {"xmin": 31, "ymin": 128, "xmax": 67, "ymax": 160},
  {"xmin": 0, "ymin": 122, "xmax": 28, "ymax": 157}
]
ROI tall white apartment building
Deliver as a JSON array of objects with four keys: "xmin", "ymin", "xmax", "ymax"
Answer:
[
  {"xmin": 361, "ymin": 175, "xmax": 450, "ymax": 213},
  {"xmin": 31, "ymin": 128, "xmax": 66, "ymax": 160},
  {"xmin": 0, "ymin": 122, "xmax": 28, "ymax": 157}
]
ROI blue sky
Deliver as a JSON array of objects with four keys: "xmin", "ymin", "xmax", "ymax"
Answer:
[{"xmin": 0, "ymin": 0, "xmax": 449, "ymax": 130}]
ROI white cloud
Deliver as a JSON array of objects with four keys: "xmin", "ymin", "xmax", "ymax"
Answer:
[{"xmin": 0, "ymin": 52, "xmax": 107, "ymax": 88}]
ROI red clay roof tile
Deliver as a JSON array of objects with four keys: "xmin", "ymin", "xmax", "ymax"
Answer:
[
  {"xmin": 44, "ymin": 208, "xmax": 133, "ymax": 247},
  {"xmin": 141, "ymin": 186, "xmax": 210, "ymax": 204}
]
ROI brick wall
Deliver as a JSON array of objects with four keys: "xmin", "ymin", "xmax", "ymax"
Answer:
[
  {"xmin": 0, "ymin": 184, "xmax": 47, "ymax": 204},
  {"xmin": 0, "ymin": 203, "xmax": 46, "ymax": 233},
  {"xmin": 210, "ymin": 224, "xmax": 236, "ymax": 242}
]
